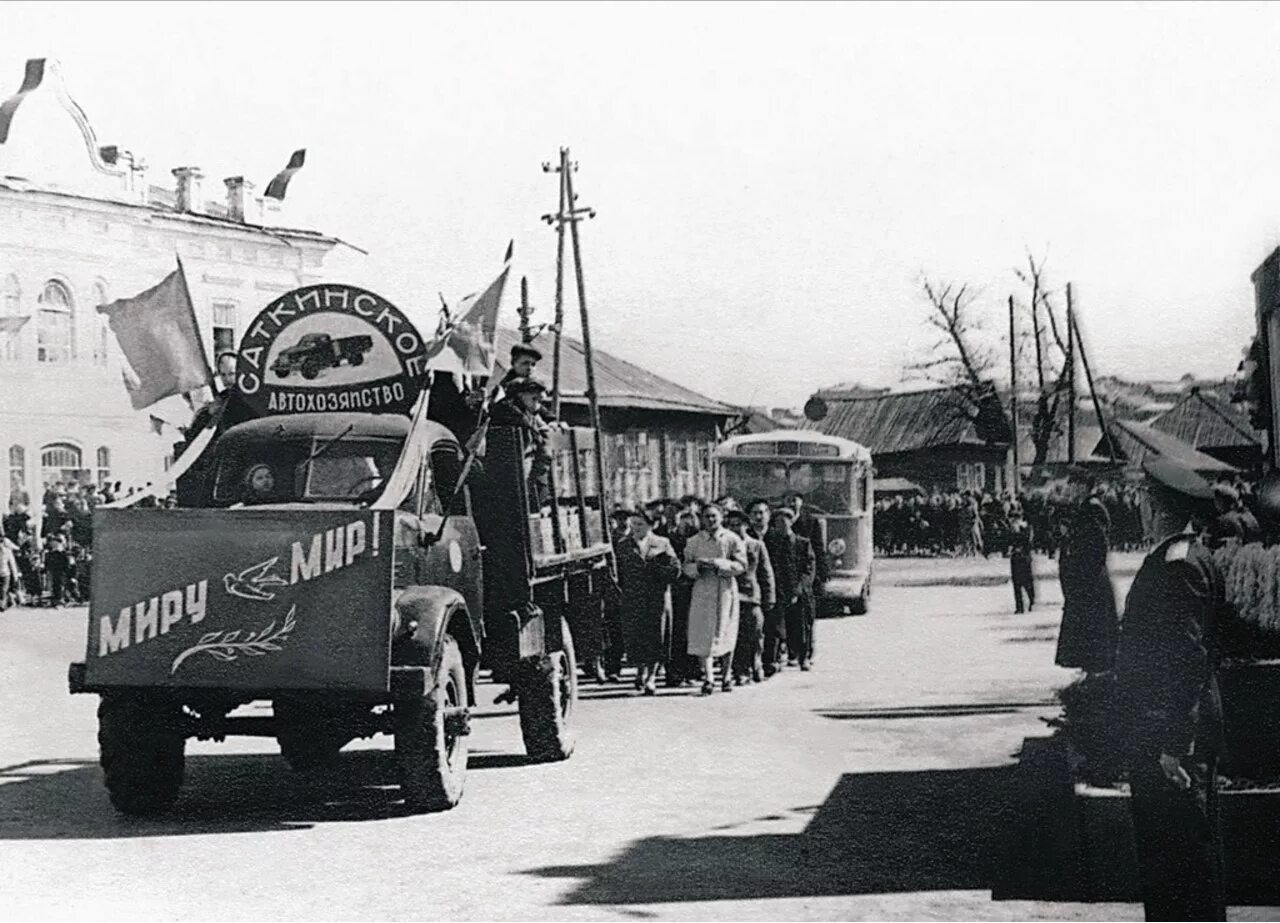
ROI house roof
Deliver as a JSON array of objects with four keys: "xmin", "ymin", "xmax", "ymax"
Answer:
[
  {"xmin": 492, "ymin": 327, "xmax": 738, "ymax": 418},
  {"xmin": 1102, "ymin": 419, "xmax": 1238, "ymax": 475},
  {"xmin": 873, "ymin": 477, "xmax": 924, "ymax": 495},
  {"xmin": 1149, "ymin": 389, "xmax": 1262, "ymax": 451},
  {"xmin": 1015, "ymin": 422, "xmax": 1112, "ymax": 466},
  {"xmin": 800, "ymin": 385, "xmax": 1011, "ymax": 454}
]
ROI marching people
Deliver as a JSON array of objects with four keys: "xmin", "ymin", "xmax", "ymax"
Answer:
[
  {"xmin": 726, "ymin": 508, "xmax": 775, "ymax": 685},
  {"xmin": 764, "ymin": 508, "xmax": 817, "ymax": 673},
  {"xmin": 1055, "ymin": 480, "xmax": 1119, "ymax": 675},
  {"xmin": 665, "ymin": 507, "xmax": 699, "ymax": 688},
  {"xmin": 682, "ymin": 503, "xmax": 747, "ymax": 695},
  {"xmin": 1008, "ymin": 504, "xmax": 1036, "ymax": 614},
  {"xmin": 614, "ymin": 508, "xmax": 681, "ymax": 695},
  {"xmin": 0, "ymin": 532, "xmax": 20, "ymax": 609},
  {"xmin": 1115, "ymin": 458, "xmax": 1229, "ymax": 922}
]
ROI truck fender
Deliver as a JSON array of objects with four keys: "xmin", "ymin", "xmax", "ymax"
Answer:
[{"xmin": 392, "ymin": 586, "xmax": 480, "ymax": 704}]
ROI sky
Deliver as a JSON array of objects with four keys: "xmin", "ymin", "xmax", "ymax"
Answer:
[{"xmin": 4, "ymin": 1, "xmax": 1280, "ymax": 411}]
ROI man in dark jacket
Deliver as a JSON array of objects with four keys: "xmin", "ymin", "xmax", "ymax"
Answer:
[
  {"xmin": 764, "ymin": 508, "xmax": 816, "ymax": 673},
  {"xmin": 726, "ymin": 509, "xmax": 775, "ymax": 684},
  {"xmin": 1116, "ymin": 457, "xmax": 1228, "ymax": 922}
]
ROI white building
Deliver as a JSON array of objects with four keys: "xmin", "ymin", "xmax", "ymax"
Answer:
[{"xmin": 0, "ymin": 58, "xmax": 351, "ymax": 515}]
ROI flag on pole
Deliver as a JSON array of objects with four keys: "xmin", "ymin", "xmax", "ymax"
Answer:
[
  {"xmin": 98, "ymin": 259, "xmax": 212, "ymax": 410},
  {"xmin": 149, "ymin": 415, "xmax": 166, "ymax": 435},
  {"xmin": 425, "ymin": 263, "xmax": 512, "ymax": 379},
  {"xmin": 0, "ymin": 315, "xmax": 29, "ymax": 334}
]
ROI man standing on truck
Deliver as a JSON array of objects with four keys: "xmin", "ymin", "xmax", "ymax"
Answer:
[{"xmin": 1115, "ymin": 457, "xmax": 1228, "ymax": 922}]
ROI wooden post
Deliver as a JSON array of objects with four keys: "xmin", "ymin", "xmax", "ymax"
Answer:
[
  {"xmin": 1071, "ymin": 304, "xmax": 1117, "ymax": 462},
  {"xmin": 550, "ymin": 154, "xmax": 568, "ymax": 422},
  {"xmin": 1009, "ymin": 295, "xmax": 1020, "ymax": 494},
  {"xmin": 561, "ymin": 150, "xmax": 610, "ymax": 544},
  {"xmin": 517, "ymin": 275, "xmax": 533, "ymax": 343},
  {"xmin": 1067, "ymin": 283, "xmax": 1077, "ymax": 464}
]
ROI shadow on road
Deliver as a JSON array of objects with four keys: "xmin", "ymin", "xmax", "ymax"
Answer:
[
  {"xmin": 523, "ymin": 767, "xmax": 1015, "ymax": 904},
  {"xmin": 0, "ymin": 747, "xmax": 533, "ymax": 839}
]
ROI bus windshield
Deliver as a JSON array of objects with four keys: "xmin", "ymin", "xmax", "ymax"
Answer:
[{"xmin": 721, "ymin": 459, "xmax": 855, "ymax": 515}]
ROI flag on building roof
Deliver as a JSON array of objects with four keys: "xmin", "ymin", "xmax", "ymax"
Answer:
[
  {"xmin": 99, "ymin": 258, "xmax": 212, "ymax": 410},
  {"xmin": 425, "ymin": 259, "xmax": 512, "ymax": 380}
]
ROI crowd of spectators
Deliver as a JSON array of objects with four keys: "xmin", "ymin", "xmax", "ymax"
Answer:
[
  {"xmin": 874, "ymin": 483, "xmax": 1151, "ymax": 559},
  {"xmin": 0, "ymin": 480, "xmax": 176, "ymax": 610}
]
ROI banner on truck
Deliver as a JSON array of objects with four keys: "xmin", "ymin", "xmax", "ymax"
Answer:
[{"xmin": 84, "ymin": 509, "xmax": 395, "ymax": 693}]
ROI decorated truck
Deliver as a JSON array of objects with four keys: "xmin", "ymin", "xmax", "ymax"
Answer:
[{"xmin": 68, "ymin": 283, "xmax": 614, "ymax": 815}]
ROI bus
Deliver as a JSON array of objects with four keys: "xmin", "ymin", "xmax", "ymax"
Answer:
[{"xmin": 715, "ymin": 430, "xmax": 874, "ymax": 615}]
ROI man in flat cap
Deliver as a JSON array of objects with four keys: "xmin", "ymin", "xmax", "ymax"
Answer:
[
  {"xmin": 501, "ymin": 342, "xmax": 543, "ymax": 391},
  {"xmin": 490, "ymin": 377, "xmax": 553, "ymax": 505},
  {"xmin": 1116, "ymin": 456, "xmax": 1228, "ymax": 921}
]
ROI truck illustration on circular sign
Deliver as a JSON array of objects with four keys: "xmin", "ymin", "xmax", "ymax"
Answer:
[{"xmin": 272, "ymin": 332, "xmax": 375, "ymax": 380}]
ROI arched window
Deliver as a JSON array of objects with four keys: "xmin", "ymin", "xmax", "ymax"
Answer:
[
  {"xmin": 1, "ymin": 274, "xmax": 20, "ymax": 361},
  {"xmin": 41, "ymin": 442, "xmax": 83, "ymax": 488},
  {"xmin": 92, "ymin": 282, "xmax": 109, "ymax": 367},
  {"xmin": 96, "ymin": 446, "xmax": 111, "ymax": 487},
  {"xmin": 7, "ymin": 445, "xmax": 26, "ymax": 509},
  {"xmin": 37, "ymin": 280, "xmax": 75, "ymax": 364}
]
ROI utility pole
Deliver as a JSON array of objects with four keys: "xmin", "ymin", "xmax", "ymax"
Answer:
[
  {"xmin": 1070, "ymin": 299, "xmax": 1118, "ymax": 462},
  {"xmin": 1008, "ymin": 295, "xmax": 1020, "ymax": 493},
  {"xmin": 542, "ymin": 147, "xmax": 606, "ymax": 546},
  {"xmin": 1067, "ymin": 283, "xmax": 1077, "ymax": 464},
  {"xmin": 543, "ymin": 157, "xmax": 569, "ymax": 421}
]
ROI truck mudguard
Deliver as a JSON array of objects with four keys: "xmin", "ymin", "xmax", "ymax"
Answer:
[{"xmin": 393, "ymin": 585, "xmax": 479, "ymax": 677}]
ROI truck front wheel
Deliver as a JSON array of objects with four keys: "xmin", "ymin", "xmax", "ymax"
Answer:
[
  {"xmin": 97, "ymin": 694, "xmax": 185, "ymax": 816},
  {"xmin": 395, "ymin": 635, "xmax": 468, "ymax": 812},
  {"xmin": 518, "ymin": 622, "xmax": 578, "ymax": 762}
]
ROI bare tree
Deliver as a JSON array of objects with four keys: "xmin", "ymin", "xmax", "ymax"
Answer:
[
  {"xmin": 1013, "ymin": 251, "xmax": 1074, "ymax": 466},
  {"xmin": 910, "ymin": 277, "xmax": 996, "ymax": 397}
]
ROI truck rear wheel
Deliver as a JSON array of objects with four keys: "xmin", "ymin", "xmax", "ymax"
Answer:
[
  {"xmin": 395, "ymin": 635, "xmax": 468, "ymax": 812},
  {"xmin": 300, "ymin": 360, "xmax": 321, "ymax": 380},
  {"xmin": 274, "ymin": 698, "xmax": 351, "ymax": 771},
  {"xmin": 519, "ymin": 622, "xmax": 578, "ymax": 762},
  {"xmin": 97, "ymin": 694, "xmax": 185, "ymax": 816}
]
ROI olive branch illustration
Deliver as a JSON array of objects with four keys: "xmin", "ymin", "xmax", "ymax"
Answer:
[{"xmin": 170, "ymin": 605, "xmax": 298, "ymax": 675}]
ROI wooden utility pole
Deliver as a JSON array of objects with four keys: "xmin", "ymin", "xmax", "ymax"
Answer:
[
  {"xmin": 1066, "ymin": 283, "xmax": 1077, "ymax": 464},
  {"xmin": 545, "ymin": 158, "xmax": 569, "ymax": 421},
  {"xmin": 1008, "ymin": 295, "xmax": 1020, "ymax": 493},
  {"xmin": 1070, "ymin": 302, "xmax": 1118, "ymax": 462},
  {"xmin": 543, "ymin": 147, "xmax": 606, "ymax": 546}
]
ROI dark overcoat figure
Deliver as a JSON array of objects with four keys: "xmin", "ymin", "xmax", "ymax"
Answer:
[
  {"xmin": 1008, "ymin": 516, "xmax": 1035, "ymax": 613},
  {"xmin": 1055, "ymin": 497, "xmax": 1118, "ymax": 673},
  {"xmin": 664, "ymin": 524, "xmax": 698, "ymax": 686},
  {"xmin": 1116, "ymin": 530, "xmax": 1227, "ymax": 922},
  {"xmin": 615, "ymin": 531, "xmax": 681, "ymax": 665},
  {"xmin": 764, "ymin": 525, "xmax": 815, "ymax": 671},
  {"xmin": 732, "ymin": 530, "xmax": 776, "ymax": 681}
]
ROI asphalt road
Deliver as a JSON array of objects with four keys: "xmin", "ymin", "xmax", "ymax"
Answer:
[{"xmin": 0, "ymin": 553, "xmax": 1274, "ymax": 921}]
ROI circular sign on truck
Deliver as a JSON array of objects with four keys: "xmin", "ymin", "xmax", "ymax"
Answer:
[{"xmin": 235, "ymin": 284, "xmax": 431, "ymax": 417}]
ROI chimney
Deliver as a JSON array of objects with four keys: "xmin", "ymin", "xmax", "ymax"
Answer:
[
  {"xmin": 224, "ymin": 176, "xmax": 259, "ymax": 224},
  {"xmin": 172, "ymin": 166, "xmax": 204, "ymax": 213}
]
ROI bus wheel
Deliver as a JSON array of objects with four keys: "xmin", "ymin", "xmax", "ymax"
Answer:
[
  {"xmin": 396, "ymin": 635, "xmax": 469, "ymax": 812},
  {"xmin": 850, "ymin": 578, "xmax": 871, "ymax": 615},
  {"xmin": 519, "ymin": 623, "xmax": 578, "ymax": 762}
]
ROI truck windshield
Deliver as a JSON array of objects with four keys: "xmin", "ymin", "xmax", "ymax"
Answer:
[
  {"xmin": 212, "ymin": 436, "xmax": 405, "ymax": 504},
  {"xmin": 721, "ymin": 459, "xmax": 855, "ymax": 515}
]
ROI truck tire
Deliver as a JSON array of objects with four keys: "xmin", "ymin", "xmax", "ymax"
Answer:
[
  {"xmin": 348, "ymin": 352, "xmax": 364, "ymax": 367},
  {"xmin": 273, "ymin": 698, "xmax": 350, "ymax": 771},
  {"xmin": 300, "ymin": 360, "xmax": 321, "ymax": 380},
  {"xmin": 97, "ymin": 694, "xmax": 185, "ymax": 816},
  {"xmin": 395, "ymin": 635, "xmax": 468, "ymax": 812},
  {"xmin": 518, "ymin": 622, "xmax": 578, "ymax": 762}
]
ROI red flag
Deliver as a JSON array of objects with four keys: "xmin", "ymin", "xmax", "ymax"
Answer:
[
  {"xmin": 98, "ymin": 259, "xmax": 211, "ymax": 410},
  {"xmin": 425, "ymin": 265, "xmax": 510, "ymax": 379}
]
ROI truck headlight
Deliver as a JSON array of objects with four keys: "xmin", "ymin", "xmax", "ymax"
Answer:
[{"xmin": 827, "ymin": 538, "xmax": 846, "ymax": 557}]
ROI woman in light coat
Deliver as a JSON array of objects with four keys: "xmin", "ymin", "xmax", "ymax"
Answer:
[{"xmin": 683, "ymin": 503, "xmax": 747, "ymax": 694}]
